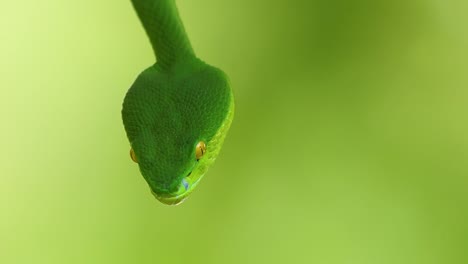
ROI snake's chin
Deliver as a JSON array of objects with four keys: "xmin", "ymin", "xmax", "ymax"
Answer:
[{"xmin": 151, "ymin": 191, "xmax": 187, "ymax": 205}]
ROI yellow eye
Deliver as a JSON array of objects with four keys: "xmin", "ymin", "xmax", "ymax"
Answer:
[
  {"xmin": 130, "ymin": 148, "xmax": 138, "ymax": 163},
  {"xmin": 195, "ymin": 141, "xmax": 206, "ymax": 160}
]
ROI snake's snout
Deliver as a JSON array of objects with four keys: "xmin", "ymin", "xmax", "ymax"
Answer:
[{"xmin": 149, "ymin": 177, "xmax": 193, "ymax": 206}]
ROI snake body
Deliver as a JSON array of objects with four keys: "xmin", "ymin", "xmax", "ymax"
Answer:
[{"xmin": 122, "ymin": 0, "xmax": 234, "ymax": 205}]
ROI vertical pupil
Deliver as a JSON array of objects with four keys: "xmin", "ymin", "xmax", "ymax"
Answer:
[
  {"xmin": 130, "ymin": 148, "xmax": 138, "ymax": 163},
  {"xmin": 196, "ymin": 141, "xmax": 206, "ymax": 160}
]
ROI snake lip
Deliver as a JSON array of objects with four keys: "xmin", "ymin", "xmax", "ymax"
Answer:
[{"xmin": 150, "ymin": 171, "xmax": 197, "ymax": 205}]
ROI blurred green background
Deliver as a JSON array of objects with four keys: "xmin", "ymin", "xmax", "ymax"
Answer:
[{"xmin": 1, "ymin": 0, "xmax": 467, "ymax": 263}]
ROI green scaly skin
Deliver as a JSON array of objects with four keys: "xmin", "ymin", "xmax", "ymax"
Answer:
[{"xmin": 122, "ymin": 0, "xmax": 234, "ymax": 205}]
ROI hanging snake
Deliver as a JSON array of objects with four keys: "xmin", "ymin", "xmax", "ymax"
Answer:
[{"xmin": 121, "ymin": 0, "xmax": 234, "ymax": 205}]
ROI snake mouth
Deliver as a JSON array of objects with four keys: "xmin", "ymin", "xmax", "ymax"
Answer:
[
  {"xmin": 152, "ymin": 191, "xmax": 188, "ymax": 205},
  {"xmin": 151, "ymin": 170, "xmax": 203, "ymax": 205}
]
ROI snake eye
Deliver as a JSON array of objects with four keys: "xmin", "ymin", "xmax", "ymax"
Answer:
[
  {"xmin": 130, "ymin": 148, "xmax": 138, "ymax": 163},
  {"xmin": 195, "ymin": 141, "xmax": 206, "ymax": 160}
]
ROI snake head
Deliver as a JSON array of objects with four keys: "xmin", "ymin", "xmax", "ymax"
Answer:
[{"xmin": 122, "ymin": 62, "xmax": 234, "ymax": 205}]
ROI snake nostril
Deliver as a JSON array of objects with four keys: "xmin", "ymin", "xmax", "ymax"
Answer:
[{"xmin": 182, "ymin": 178, "xmax": 189, "ymax": 190}]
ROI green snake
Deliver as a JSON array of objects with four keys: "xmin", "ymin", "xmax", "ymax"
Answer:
[{"xmin": 121, "ymin": 0, "xmax": 234, "ymax": 205}]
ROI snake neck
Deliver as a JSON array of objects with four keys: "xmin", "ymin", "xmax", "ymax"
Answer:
[{"xmin": 131, "ymin": 0, "xmax": 195, "ymax": 71}]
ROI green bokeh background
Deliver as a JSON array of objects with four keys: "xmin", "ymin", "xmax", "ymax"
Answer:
[{"xmin": 1, "ymin": 0, "xmax": 467, "ymax": 263}]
